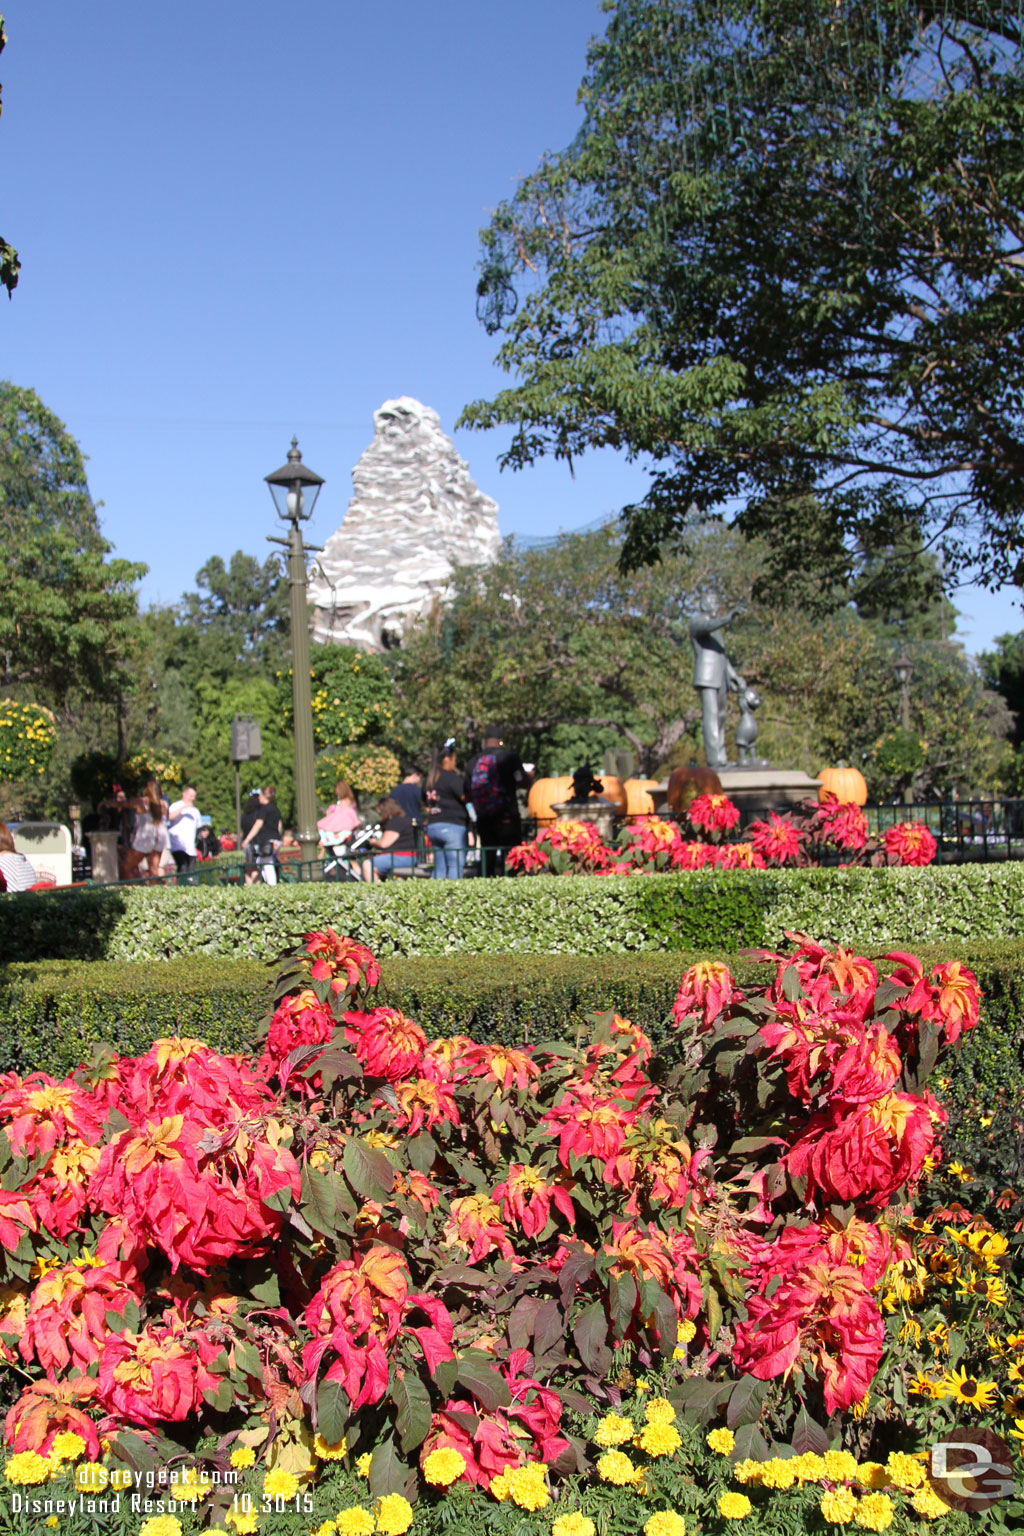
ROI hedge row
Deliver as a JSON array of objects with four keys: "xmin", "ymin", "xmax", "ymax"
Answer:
[
  {"xmin": 4, "ymin": 863, "xmax": 1024, "ymax": 962},
  {"xmin": 3, "ymin": 944, "xmax": 1023, "ymax": 1119}
]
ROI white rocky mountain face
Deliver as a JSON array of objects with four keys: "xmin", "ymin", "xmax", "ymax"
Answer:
[{"xmin": 309, "ymin": 397, "xmax": 502, "ymax": 650}]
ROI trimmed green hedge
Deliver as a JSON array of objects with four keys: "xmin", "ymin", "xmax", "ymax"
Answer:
[
  {"xmin": 3, "ymin": 944, "xmax": 1023, "ymax": 1111},
  {"xmin": 4, "ymin": 864, "xmax": 1024, "ymax": 963}
]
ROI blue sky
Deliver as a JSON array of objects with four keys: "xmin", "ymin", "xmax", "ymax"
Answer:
[{"xmin": 2, "ymin": 1, "xmax": 1019, "ymax": 656}]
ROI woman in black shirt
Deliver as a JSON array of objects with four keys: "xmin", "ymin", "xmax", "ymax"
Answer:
[{"xmin": 421, "ymin": 739, "xmax": 469, "ymax": 879}]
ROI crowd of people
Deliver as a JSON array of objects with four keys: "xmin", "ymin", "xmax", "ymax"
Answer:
[{"xmin": 0, "ymin": 731, "xmax": 535, "ymax": 892}]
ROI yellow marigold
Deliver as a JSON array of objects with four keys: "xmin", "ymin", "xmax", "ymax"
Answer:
[
  {"xmin": 823, "ymin": 1450, "xmax": 860, "ymax": 1483},
  {"xmin": 718, "ymin": 1491, "xmax": 753, "ymax": 1519},
  {"xmin": 597, "ymin": 1450, "xmax": 637, "ymax": 1486},
  {"xmin": 854, "ymin": 1493, "xmax": 894, "ymax": 1531},
  {"xmin": 706, "ymin": 1427, "xmax": 735, "ymax": 1455},
  {"xmin": 315, "ymin": 1434, "xmax": 349, "ymax": 1460},
  {"xmin": 422, "ymin": 1447, "xmax": 466, "ymax": 1487},
  {"xmin": 263, "ymin": 1468, "xmax": 300, "ymax": 1501},
  {"xmin": 49, "ymin": 1432, "xmax": 86, "ymax": 1462},
  {"xmin": 855, "ymin": 1463, "xmax": 890, "ymax": 1491},
  {"xmin": 4, "ymin": 1451, "xmax": 51, "ymax": 1485},
  {"xmin": 508, "ymin": 1464, "xmax": 549, "ymax": 1512},
  {"xmin": 644, "ymin": 1513, "xmax": 687, "ymax": 1536},
  {"xmin": 732, "ymin": 1459, "xmax": 763, "ymax": 1484},
  {"xmin": 677, "ymin": 1320, "xmax": 697, "ymax": 1343},
  {"xmin": 230, "ymin": 1447, "xmax": 256, "ymax": 1470},
  {"xmin": 911, "ymin": 1485, "xmax": 952, "ymax": 1521},
  {"xmin": 46, "ymin": 1521, "xmax": 59, "ymax": 1531},
  {"xmin": 374, "ymin": 1494, "xmax": 413, "ymax": 1536},
  {"xmin": 759, "ymin": 1458, "xmax": 797, "ymax": 1490},
  {"xmin": 884, "ymin": 1451, "xmax": 924, "ymax": 1490},
  {"xmin": 635, "ymin": 1422, "xmax": 682, "ymax": 1458},
  {"xmin": 594, "ymin": 1414, "xmax": 634, "ymax": 1447},
  {"xmin": 553, "ymin": 1514, "xmax": 596, "ymax": 1536},
  {"xmin": 315, "ymin": 1525, "xmax": 339, "ymax": 1536},
  {"xmin": 820, "ymin": 1487, "xmax": 858, "ymax": 1524},
  {"xmin": 356, "ymin": 1454, "xmax": 373, "ymax": 1478},
  {"xmin": 226, "ymin": 1514, "xmax": 260, "ymax": 1535},
  {"xmin": 644, "ymin": 1397, "xmax": 676, "ymax": 1426},
  {"xmin": 74, "ymin": 1463, "xmax": 108, "ymax": 1492},
  {"xmin": 490, "ymin": 1470, "xmax": 513, "ymax": 1502},
  {"xmin": 791, "ymin": 1452, "xmax": 827, "ymax": 1481},
  {"xmin": 336, "ymin": 1508, "xmax": 375, "ymax": 1536},
  {"xmin": 139, "ymin": 1520, "xmax": 182, "ymax": 1536}
]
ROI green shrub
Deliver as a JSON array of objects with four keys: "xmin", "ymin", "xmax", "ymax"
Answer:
[{"xmin": 6, "ymin": 863, "xmax": 1024, "ymax": 963}]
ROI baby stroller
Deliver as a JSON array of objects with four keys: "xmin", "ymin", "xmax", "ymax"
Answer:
[{"xmin": 322, "ymin": 823, "xmax": 381, "ymax": 882}]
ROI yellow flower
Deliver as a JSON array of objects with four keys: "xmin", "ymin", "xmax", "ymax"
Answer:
[
  {"xmin": 908, "ymin": 1373, "xmax": 942, "ymax": 1399},
  {"xmin": 335, "ymin": 1509, "xmax": 375, "ymax": 1536},
  {"xmin": 226, "ymin": 1513, "xmax": 260, "ymax": 1535},
  {"xmin": 911, "ymin": 1485, "xmax": 952, "ymax": 1521},
  {"xmin": 597, "ymin": 1450, "xmax": 637, "ymax": 1485},
  {"xmin": 508, "ymin": 1464, "xmax": 549, "ymax": 1511},
  {"xmin": 490, "ymin": 1470, "xmax": 513, "ymax": 1502},
  {"xmin": 823, "ymin": 1450, "xmax": 859, "ymax": 1482},
  {"xmin": 49, "ymin": 1432, "xmax": 86, "ymax": 1462},
  {"xmin": 791, "ymin": 1452, "xmax": 827, "ymax": 1481},
  {"xmin": 820, "ymin": 1487, "xmax": 858, "ymax": 1524},
  {"xmin": 46, "ymin": 1521, "xmax": 59, "ymax": 1531},
  {"xmin": 884, "ymin": 1451, "xmax": 924, "ymax": 1490},
  {"xmin": 733, "ymin": 1459, "xmax": 763, "ymax": 1484},
  {"xmin": 593, "ymin": 1414, "xmax": 634, "ymax": 1447},
  {"xmin": 759, "ymin": 1459, "xmax": 797, "ymax": 1490},
  {"xmin": 230, "ymin": 1447, "xmax": 256, "ymax": 1469},
  {"xmin": 635, "ymin": 1422, "xmax": 682, "ymax": 1458},
  {"xmin": 553, "ymin": 1514, "xmax": 597, "ymax": 1536},
  {"xmin": 315, "ymin": 1434, "xmax": 349, "ymax": 1460},
  {"xmin": 374, "ymin": 1494, "xmax": 413, "ymax": 1536},
  {"xmin": 706, "ymin": 1427, "xmax": 735, "ymax": 1455},
  {"xmin": 263, "ymin": 1468, "xmax": 300, "ymax": 1500},
  {"xmin": 718, "ymin": 1491, "xmax": 752, "ymax": 1519},
  {"xmin": 356, "ymin": 1453, "xmax": 373, "ymax": 1478},
  {"xmin": 937, "ymin": 1368, "xmax": 998, "ymax": 1409},
  {"xmin": 854, "ymin": 1492, "xmax": 894, "ymax": 1531},
  {"xmin": 139, "ymin": 1520, "xmax": 183, "ymax": 1536},
  {"xmin": 422, "ymin": 1447, "xmax": 466, "ymax": 1487},
  {"xmin": 5, "ymin": 1451, "xmax": 51, "ymax": 1485},
  {"xmin": 643, "ymin": 1514, "xmax": 686, "ymax": 1536},
  {"xmin": 74, "ymin": 1463, "xmax": 108, "ymax": 1492},
  {"xmin": 856, "ymin": 1463, "xmax": 890, "ymax": 1491},
  {"xmin": 644, "ymin": 1397, "xmax": 676, "ymax": 1425},
  {"xmin": 315, "ymin": 1525, "xmax": 338, "ymax": 1536}
]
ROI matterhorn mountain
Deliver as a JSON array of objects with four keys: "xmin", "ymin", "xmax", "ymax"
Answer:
[{"xmin": 308, "ymin": 397, "xmax": 502, "ymax": 650}]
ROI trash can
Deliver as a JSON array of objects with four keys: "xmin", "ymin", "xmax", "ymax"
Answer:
[{"xmin": 87, "ymin": 829, "xmax": 121, "ymax": 884}]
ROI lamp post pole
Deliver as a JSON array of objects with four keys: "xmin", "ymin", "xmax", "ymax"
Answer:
[
  {"xmin": 893, "ymin": 648, "xmax": 914, "ymax": 805},
  {"xmin": 265, "ymin": 438, "xmax": 325, "ymax": 871}
]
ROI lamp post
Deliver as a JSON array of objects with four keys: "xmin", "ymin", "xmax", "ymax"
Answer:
[
  {"xmin": 893, "ymin": 647, "xmax": 914, "ymax": 804},
  {"xmin": 265, "ymin": 438, "xmax": 324, "ymax": 869}
]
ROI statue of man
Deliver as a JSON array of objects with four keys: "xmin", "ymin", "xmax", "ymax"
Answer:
[{"xmin": 688, "ymin": 607, "xmax": 742, "ymax": 769}]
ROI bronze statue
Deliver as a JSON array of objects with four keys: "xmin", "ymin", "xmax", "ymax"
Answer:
[{"xmin": 688, "ymin": 607, "xmax": 742, "ymax": 769}]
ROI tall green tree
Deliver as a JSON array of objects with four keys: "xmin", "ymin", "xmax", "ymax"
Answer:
[
  {"xmin": 178, "ymin": 551, "xmax": 292, "ymax": 684},
  {"xmin": 461, "ymin": 0, "xmax": 1024, "ymax": 606},
  {"xmin": 0, "ymin": 383, "xmax": 144, "ymax": 702}
]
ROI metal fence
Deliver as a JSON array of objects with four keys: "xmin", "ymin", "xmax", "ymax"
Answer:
[{"xmin": 35, "ymin": 797, "xmax": 1024, "ymax": 892}]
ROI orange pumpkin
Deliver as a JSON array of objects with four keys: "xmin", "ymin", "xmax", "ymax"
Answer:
[
  {"xmin": 595, "ymin": 774, "xmax": 627, "ymax": 814},
  {"xmin": 624, "ymin": 777, "xmax": 661, "ymax": 816},
  {"xmin": 527, "ymin": 776, "xmax": 573, "ymax": 825},
  {"xmin": 817, "ymin": 766, "xmax": 868, "ymax": 806},
  {"xmin": 667, "ymin": 765, "xmax": 723, "ymax": 813}
]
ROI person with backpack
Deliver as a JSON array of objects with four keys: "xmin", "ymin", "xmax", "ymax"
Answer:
[{"xmin": 463, "ymin": 728, "xmax": 533, "ymax": 877}]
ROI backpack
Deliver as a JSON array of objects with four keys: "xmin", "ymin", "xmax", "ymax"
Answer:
[{"xmin": 469, "ymin": 752, "xmax": 505, "ymax": 818}]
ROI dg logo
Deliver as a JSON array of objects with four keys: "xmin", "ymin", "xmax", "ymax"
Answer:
[{"xmin": 929, "ymin": 1428, "xmax": 1015, "ymax": 1512}]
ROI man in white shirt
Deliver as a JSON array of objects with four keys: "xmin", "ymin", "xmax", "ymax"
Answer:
[{"xmin": 168, "ymin": 785, "xmax": 202, "ymax": 872}]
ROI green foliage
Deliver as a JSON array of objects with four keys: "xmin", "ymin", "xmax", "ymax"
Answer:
[
  {"xmin": 0, "ymin": 383, "xmax": 144, "ymax": 703},
  {"xmin": 187, "ymin": 674, "xmax": 296, "ymax": 830},
  {"xmin": 0, "ymin": 698, "xmax": 57, "ymax": 784},
  {"xmin": 8, "ymin": 863, "xmax": 1024, "ymax": 963},
  {"xmin": 315, "ymin": 742, "xmax": 401, "ymax": 802},
  {"xmin": 461, "ymin": 0, "xmax": 1024, "ymax": 602},
  {"xmin": 300, "ymin": 644, "xmax": 395, "ymax": 751},
  {"xmin": 178, "ymin": 550, "xmax": 292, "ymax": 682}
]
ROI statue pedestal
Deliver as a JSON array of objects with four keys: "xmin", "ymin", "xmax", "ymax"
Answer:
[
  {"xmin": 551, "ymin": 800, "xmax": 619, "ymax": 843},
  {"xmin": 87, "ymin": 830, "xmax": 121, "ymax": 884},
  {"xmin": 716, "ymin": 768, "xmax": 822, "ymax": 810}
]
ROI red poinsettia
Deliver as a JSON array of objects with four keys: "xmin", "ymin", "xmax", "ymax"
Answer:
[
  {"xmin": 687, "ymin": 793, "xmax": 741, "ymax": 835},
  {"xmin": 883, "ymin": 821, "xmax": 937, "ymax": 865}
]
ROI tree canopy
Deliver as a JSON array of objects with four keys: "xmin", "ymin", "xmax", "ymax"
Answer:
[
  {"xmin": 461, "ymin": 0, "xmax": 1024, "ymax": 609},
  {"xmin": 0, "ymin": 383, "xmax": 144, "ymax": 703}
]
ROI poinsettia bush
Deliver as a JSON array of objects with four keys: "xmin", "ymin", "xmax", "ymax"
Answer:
[
  {"xmin": 0, "ymin": 927, "xmax": 1016, "ymax": 1532},
  {"xmin": 508, "ymin": 793, "xmax": 938, "ymax": 876}
]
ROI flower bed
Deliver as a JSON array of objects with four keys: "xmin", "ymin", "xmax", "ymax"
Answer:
[
  {"xmin": 0, "ymin": 928, "xmax": 1019, "ymax": 1531},
  {"xmin": 508, "ymin": 793, "xmax": 937, "ymax": 876}
]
